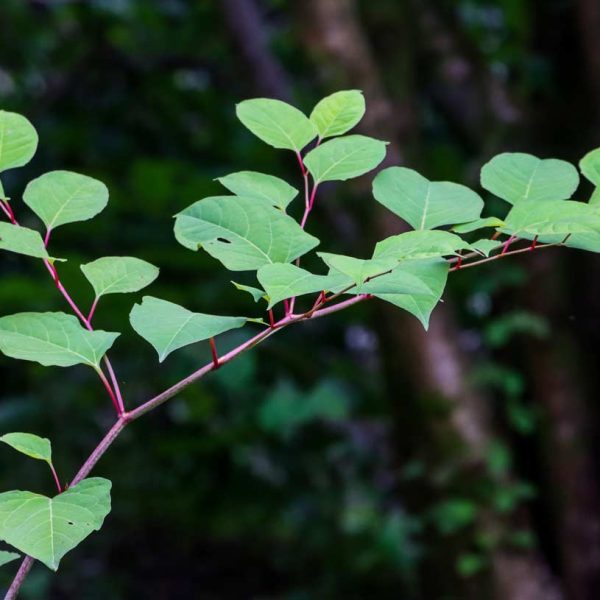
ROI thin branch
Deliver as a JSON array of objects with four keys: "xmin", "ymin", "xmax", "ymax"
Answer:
[
  {"xmin": 0, "ymin": 204, "xmax": 126, "ymax": 415},
  {"xmin": 4, "ymin": 236, "xmax": 565, "ymax": 597}
]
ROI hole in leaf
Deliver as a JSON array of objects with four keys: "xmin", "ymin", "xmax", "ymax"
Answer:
[{"xmin": 216, "ymin": 237, "xmax": 231, "ymax": 244}]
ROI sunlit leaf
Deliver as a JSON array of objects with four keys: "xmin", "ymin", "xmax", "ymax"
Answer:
[
  {"xmin": 360, "ymin": 259, "xmax": 449, "ymax": 329},
  {"xmin": 174, "ymin": 196, "xmax": 319, "ymax": 271},
  {"xmin": 257, "ymin": 263, "xmax": 349, "ymax": 309},
  {"xmin": 81, "ymin": 256, "xmax": 159, "ymax": 298},
  {"xmin": 373, "ymin": 167, "xmax": 483, "ymax": 230},
  {"xmin": 481, "ymin": 153, "xmax": 579, "ymax": 205},
  {"xmin": 23, "ymin": 171, "xmax": 109, "ymax": 231},
  {"xmin": 236, "ymin": 98, "xmax": 317, "ymax": 151},
  {"xmin": 217, "ymin": 171, "xmax": 298, "ymax": 211},
  {"xmin": 0, "ymin": 432, "xmax": 52, "ymax": 465},
  {"xmin": 374, "ymin": 230, "xmax": 472, "ymax": 260},
  {"xmin": 0, "ymin": 312, "xmax": 119, "ymax": 369},
  {"xmin": 0, "ymin": 111, "xmax": 38, "ymax": 173},
  {"xmin": 130, "ymin": 296, "xmax": 249, "ymax": 362},
  {"xmin": 304, "ymin": 135, "xmax": 387, "ymax": 183},
  {"xmin": 0, "ymin": 478, "xmax": 111, "ymax": 571},
  {"xmin": 310, "ymin": 90, "xmax": 365, "ymax": 139},
  {"xmin": 0, "ymin": 223, "xmax": 54, "ymax": 260}
]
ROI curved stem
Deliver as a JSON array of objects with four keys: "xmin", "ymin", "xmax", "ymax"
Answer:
[
  {"xmin": 49, "ymin": 463, "xmax": 62, "ymax": 494},
  {"xmin": 3, "ymin": 238, "xmax": 562, "ymax": 599}
]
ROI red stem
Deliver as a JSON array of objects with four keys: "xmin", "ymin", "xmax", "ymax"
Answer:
[
  {"xmin": 0, "ymin": 200, "xmax": 12, "ymax": 221},
  {"xmin": 209, "ymin": 337, "xmax": 220, "ymax": 369},
  {"xmin": 49, "ymin": 463, "xmax": 62, "ymax": 493},
  {"xmin": 96, "ymin": 369, "xmax": 121, "ymax": 414},
  {"xmin": 87, "ymin": 297, "xmax": 100, "ymax": 323}
]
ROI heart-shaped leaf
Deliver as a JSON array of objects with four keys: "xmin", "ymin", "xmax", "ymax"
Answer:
[
  {"xmin": 236, "ymin": 98, "xmax": 317, "ymax": 151},
  {"xmin": 0, "ymin": 223, "xmax": 54, "ymax": 260},
  {"xmin": 0, "ymin": 312, "xmax": 119, "ymax": 369},
  {"xmin": 373, "ymin": 167, "xmax": 483, "ymax": 230},
  {"xmin": 304, "ymin": 135, "xmax": 387, "ymax": 183},
  {"xmin": 0, "ymin": 111, "xmax": 38, "ymax": 173},
  {"xmin": 130, "ymin": 296, "xmax": 249, "ymax": 362},
  {"xmin": 174, "ymin": 196, "xmax": 319, "ymax": 271},
  {"xmin": 481, "ymin": 153, "xmax": 579, "ymax": 205},
  {"xmin": 257, "ymin": 263, "xmax": 349, "ymax": 309},
  {"xmin": 0, "ymin": 432, "xmax": 52, "ymax": 465},
  {"xmin": 217, "ymin": 171, "xmax": 298, "ymax": 211},
  {"xmin": 23, "ymin": 171, "xmax": 109, "ymax": 231},
  {"xmin": 359, "ymin": 259, "xmax": 449, "ymax": 329},
  {"xmin": 310, "ymin": 90, "xmax": 365, "ymax": 139},
  {"xmin": 0, "ymin": 477, "xmax": 111, "ymax": 571},
  {"xmin": 80, "ymin": 256, "xmax": 159, "ymax": 299}
]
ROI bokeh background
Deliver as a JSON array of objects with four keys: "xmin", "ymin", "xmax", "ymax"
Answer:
[{"xmin": 1, "ymin": 0, "xmax": 600, "ymax": 598}]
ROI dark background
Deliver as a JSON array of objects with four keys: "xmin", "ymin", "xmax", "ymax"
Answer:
[{"xmin": 1, "ymin": 0, "xmax": 600, "ymax": 598}]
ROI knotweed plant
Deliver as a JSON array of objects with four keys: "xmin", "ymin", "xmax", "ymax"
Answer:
[{"xmin": 1, "ymin": 90, "xmax": 600, "ymax": 598}]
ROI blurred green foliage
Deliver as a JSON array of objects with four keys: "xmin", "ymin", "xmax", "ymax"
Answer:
[{"xmin": 0, "ymin": 0, "xmax": 595, "ymax": 598}]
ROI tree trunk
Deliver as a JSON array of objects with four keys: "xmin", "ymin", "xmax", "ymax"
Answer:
[{"xmin": 298, "ymin": 1, "xmax": 562, "ymax": 598}]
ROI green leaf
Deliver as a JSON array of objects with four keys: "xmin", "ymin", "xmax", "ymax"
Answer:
[
  {"xmin": 23, "ymin": 171, "xmax": 109, "ymax": 231},
  {"xmin": 217, "ymin": 171, "xmax": 298, "ymax": 211},
  {"xmin": 0, "ymin": 223, "xmax": 53, "ymax": 260},
  {"xmin": 360, "ymin": 259, "xmax": 449, "ymax": 329},
  {"xmin": 580, "ymin": 148, "xmax": 600, "ymax": 186},
  {"xmin": 231, "ymin": 281, "xmax": 268, "ymax": 303},
  {"xmin": 502, "ymin": 200, "xmax": 600, "ymax": 237},
  {"xmin": 481, "ymin": 153, "xmax": 579, "ymax": 205},
  {"xmin": 236, "ymin": 98, "xmax": 317, "ymax": 151},
  {"xmin": 174, "ymin": 196, "xmax": 319, "ymax": 271},
  {"xmin": 0, "ymin": 111, "xmax": 38, "ymax": 173},
  {"xmin": 257, "ymin": 263, "xmax": 349, "ymax": 309},
  {"xmin": 0, "ymin": 432, "xmax": 52, "ymax": 465},
  {"xmin": 374, "ymin": 230, "xmax": 472, "ymax": 260},
  {"xmin": 0, "ymin": 312, "xmax": 119, "ymax": 369},
  {"xmin": 130, "ymin": 296, "xmax": 249, "ymax": 362},
  {"xmin": 373, "ymin": 167, "xmax": 483, "ymax": 230},
  {"xmin": 451, "ymin": 217, "xmax": 505, "ymax": 234},
  {"xmin": 309, "ymin": 90, "xmax": 365, "ymax": 139},
  {"xmin": 81, "ymin": 256, "xmax": 159, "ymax": 299},
  {"xmin": 0, "ymin": 551, "xmax": 19, "ymax": 568},
  {"xmin": 304, "ymin": 135, "xmax": 387, "ymax": 183},
  {"xmin": 0, "ymin": 477, "xmax": 111, "ymax": 571},
  {"xmin": 318, "ymin": 252, "xmax": 398, "ymax": 287},
  {"xmin": 471, "ymin": 239, "xmax": 502, "ymax": 257},
  {"xmin": 590, "ymin": 187, "xmax": 600, "ymax": 206}
]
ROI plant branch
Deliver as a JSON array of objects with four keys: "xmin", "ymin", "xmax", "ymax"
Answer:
[
  {"xmin": 4, "ymin": 558, "xmax": 34, "ymax": 600},
  {"xmin": 0, "ymin": 205, "xmax": 126, "ymax": 416},
  {"xmin": 2, "ymin": 235, "xmax": 566, "ymax": 599}
]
